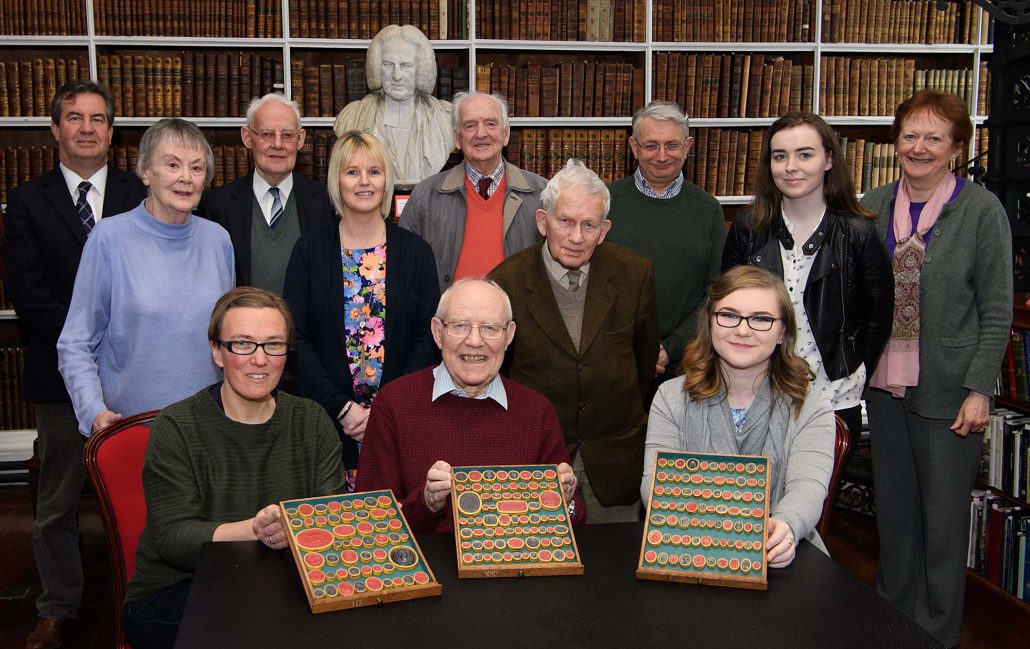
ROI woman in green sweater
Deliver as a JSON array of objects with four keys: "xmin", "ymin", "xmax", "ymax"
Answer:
[{"xmin": 123, "ymin": 287, "xmax": 344, "ymax": 649}]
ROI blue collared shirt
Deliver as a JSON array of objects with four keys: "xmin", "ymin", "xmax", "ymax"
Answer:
[
  {"xmin": 464, "ymin": 159, "xmax": 506, "ymax": 198},
  {"xmin": 431, "ymin": 363, "xmax": 508, "ymax": 409},
  {"xmin": 633, "ymin": 167, "xmax": 684, "ymax": 199}
]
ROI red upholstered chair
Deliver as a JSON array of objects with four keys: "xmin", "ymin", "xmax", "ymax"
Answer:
[
  {"xmin": 84, "ymin": 411, "xmax": 158, "ymax": 649},
  {"xmin": 816, "ymin": 415, "xmax": 851, "ymax": 539}
]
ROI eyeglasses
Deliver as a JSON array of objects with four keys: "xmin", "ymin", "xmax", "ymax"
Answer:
[
  {"xmin": 713, "ymin": 312, "xmax": 778, "ymax": 332},
  {"xmin": 899, "ymin": 133, "xmax": 952, "ymax": 149},
  {"xmin": 632, "ymin": 137, "xmax": 687, "ymax": 154},
  {"xmin": 438, "ymin": 320, "xmax": 510, "ymax": 340},
  {"xmin": 246, "ymin": 127, "xmax": 301, "ymax": 144},
  {"xmin": 217, "ymin": 340, "xmax": 289, "ymax": 356}
]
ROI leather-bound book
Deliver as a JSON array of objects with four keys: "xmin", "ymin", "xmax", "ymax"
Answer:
[
  {"xmin": 303, "ymin": 66, "xmax": 320, "ymax": 119},
  {"xmin": 527, "ymin": 63, "xmax": 542, "ymax": 118},
  {"xmin": 319, "ymin": 64, "xmax": 333, "ymax": 116},
  {"xmin": 559, "ymin": 61, "xmax": 573, "ymax": 117},
  {"xmin": 540, "ymin": 67, "xmax": 559, "ymax": 118},
  {"xmin": 181, "ymin": 52, "xmax": 193, "ymax": 117},
  {"xmin": 333, "ymin": 64, "xmax": 348, "ymax": 115}
]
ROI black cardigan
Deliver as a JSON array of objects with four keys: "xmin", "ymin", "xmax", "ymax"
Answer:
[
  {"xmin": 283, "ymin": 220, "xmax": 441, "ymax": 467},
  {"xmin": 721, "ymin": 209, "xmax": 894, "ymax": 382}
]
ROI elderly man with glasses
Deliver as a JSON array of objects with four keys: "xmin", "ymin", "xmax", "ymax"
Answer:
[
  {"xmin": 198, "ymin": 92, "xmax": 335, "ymax": 294},
  {"xmin": 605, "ymin": 100, "xmax": 726, "ymax": 391},
  {"xmin": 356, "ymin": 278, "xmax": 585, "ymax": 533}
]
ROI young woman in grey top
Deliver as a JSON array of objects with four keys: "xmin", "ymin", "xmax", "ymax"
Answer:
[{"xmin": 641, "ymin": 266, "xmax": 834, "ymax": 567}]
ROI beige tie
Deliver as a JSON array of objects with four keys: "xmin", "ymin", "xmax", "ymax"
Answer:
[{"xmin": 566, "ymin": 269, "xmax": 582, "ymax": 292}]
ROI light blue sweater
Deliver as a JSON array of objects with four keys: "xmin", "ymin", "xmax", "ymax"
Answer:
[{"xmin": 57, "ymin": 201, "xmax": 235, "ymax": 436}]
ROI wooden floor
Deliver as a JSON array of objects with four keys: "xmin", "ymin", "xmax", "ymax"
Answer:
[{"xmin": 0, "ymin": 484, "xmax": 1028, "ymax": 649}]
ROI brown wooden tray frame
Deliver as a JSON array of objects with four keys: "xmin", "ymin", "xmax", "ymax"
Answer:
[
  {"xmin": 451, "ymin": 463, "xmax": 584, "ymax": 578},
  {"xmin": 280, "ymin": 489, "xmax": 442, "ymax": 613},
  {"xmin": 636, "ymin": 451, "xmax": 770, "ymax": 591}
]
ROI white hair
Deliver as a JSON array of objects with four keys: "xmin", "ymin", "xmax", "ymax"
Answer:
[
  {"xmin": 245, "ymin": 93, "xmax": 302, "ymax": 129},
  {"xmin": 540, "ymin": 159, "xmax": 610, "ymax": 218}
]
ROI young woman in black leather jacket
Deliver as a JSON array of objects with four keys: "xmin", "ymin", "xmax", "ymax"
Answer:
[{"xmin": 722, "ymin": 112, "xmax": 894, "ymax": 458}]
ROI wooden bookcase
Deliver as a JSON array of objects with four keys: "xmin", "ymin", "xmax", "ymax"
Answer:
[{"xmin": 0, "ymin": 0, "xmax": 999, "ymax": 436}]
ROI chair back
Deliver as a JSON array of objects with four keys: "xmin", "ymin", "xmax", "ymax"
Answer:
[
  {"xmin": 817, "ymin": 415, "xmax": 851, "ymax": 539},
  {"xmin": 84, "ymin": 411, "xmax": 158, "ymax": 649}
]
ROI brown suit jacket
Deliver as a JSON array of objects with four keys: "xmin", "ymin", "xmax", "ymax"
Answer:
[{"xmin": 489, "ymin": 242, "xmax": 659, "ymax": 506}]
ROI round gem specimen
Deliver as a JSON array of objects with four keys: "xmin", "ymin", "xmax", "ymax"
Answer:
[
  {"xmin": 468, "ymin": 470, "xmax": 483, "ymax": 482},
  {"xmin": 303, "ymin": 553, "xmax": 325, "ymax": 569},
  {"xmin": 538, "ymin": 490, "xmax": 563, "ymax": 510},
  {"xmin": 692, "ymin": 554, "xmax": 706, "ymax": 568},
  {"xmin": 365, "ymin": 577, "xmax": 384, "ymax": 592},
  {"xmin": 297, "ymin": 503, "xmax": 315, "ymax": 517},
  {"xmin": 333, "ymin": 524, "xmax": 356, "ymax": 539},
  {"xmin": 295, "ymin": 528, "xmax": 334, "ymax": 552},
  {"xmin": 685, "ymin": 458, "xmax": 700, "ymax": 471},
  {"xmin": 307, "ymin": 569, "xmax": 326, "ymax": 585},
  {"xmin": 340, "ymin": 549, "xmax": 359, "ymax": 565},
  {"xmin": 647, "ymin": 530, "xmax": 663, "ymax": 545},
  {"xmin": 390, "ymin": 545, "xmax": 419, "ymax": 569},
  {"xmin": 457, "ymin": 491, "xmax": 483, "ymax": 516},
  {"xmin": 644, "ymin": 550, "xmax": 657, "ymax": 563},
  {"xmin": 355, "ymin": 521, "xmax": 374, "ymax": 536}
]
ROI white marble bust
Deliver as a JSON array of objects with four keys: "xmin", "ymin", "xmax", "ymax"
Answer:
[{"xmin": 333, "ymin": 24, "xmax": 454, "ymax": 185}]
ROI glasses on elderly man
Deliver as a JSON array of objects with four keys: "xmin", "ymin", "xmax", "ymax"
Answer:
[
  {"xmin": 217, "ymin": 340, "xmax": 290, "ymax": 356},
  {"xmin": 438, "ymin": 321, "xmax": 510, "ymax": 340},
  {"xmin": 246, "ymin": 126, "xmax": 301, "ymax": 144},
  {"xmin": 713, "ymin": 312, "xmax": 778, "ymax": 332}
]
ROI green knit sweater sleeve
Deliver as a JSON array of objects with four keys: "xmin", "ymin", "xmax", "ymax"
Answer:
[{"xmin": 142, "ymin": 400, "xmax": 222, "ymax": 573}]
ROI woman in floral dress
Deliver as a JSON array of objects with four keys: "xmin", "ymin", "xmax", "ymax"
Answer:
[{"xmin": 285, "ymin": 132, "xmax": 440, "ymax": 487}]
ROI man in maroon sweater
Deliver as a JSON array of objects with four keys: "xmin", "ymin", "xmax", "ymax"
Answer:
[{"xmin": 356, "ymin": 279, "xmax": 585, "ymax": 532}]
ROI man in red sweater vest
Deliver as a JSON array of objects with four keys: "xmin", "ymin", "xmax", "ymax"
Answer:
[{"xmin": 356, "ymin": 279, "xmax": 585, "ymax": 532}]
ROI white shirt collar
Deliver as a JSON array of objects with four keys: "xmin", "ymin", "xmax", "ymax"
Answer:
[
  {"xmin": 59, "ymin": 162, "xmax": 108, "ymax": 220},
  {"xmin": 252, "ymin": 172, "xmax": 295, "ymax": 224}
]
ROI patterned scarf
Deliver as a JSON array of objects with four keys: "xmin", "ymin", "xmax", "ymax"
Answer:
[{"xmin": 870, "ymin": 172, "xmax": 957, "ymax": 397}]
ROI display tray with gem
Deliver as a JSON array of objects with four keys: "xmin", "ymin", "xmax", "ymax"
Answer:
[
  {"xmin": 636, "ymin": 451, "xmax": 770, "ymax": 591},
  {"xmin": 280, "ymin": 489, "xmax": 441, "ymax": 613},
  {"xmin": 450, "ymin": 464, "xmax": 583, "ymax": 578}
]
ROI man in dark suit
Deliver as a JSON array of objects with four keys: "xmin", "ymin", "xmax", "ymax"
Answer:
[
  {"xmin": 489, "ymin": 159, "xmax": 659, "ymax": 524},
  {"xmin": 3, "ymin": 80, "xmax": 147, "ymax": 649},
  {"xmin": 198, "ymin": 93, "xmax": 334, "ymax": 294}
]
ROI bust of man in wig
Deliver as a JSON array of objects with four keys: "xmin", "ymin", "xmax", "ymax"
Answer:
[{"xmin": 333, "ymin": 24, "xmax": 454, "ymax": 186}]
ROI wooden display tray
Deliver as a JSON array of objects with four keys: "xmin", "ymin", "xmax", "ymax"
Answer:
[
  {"xmin": 450, "ymin": 463, "xmax": 584, "ymax": 578},
  {"xmin": 637, "ymin": 451, "xmax": 770, "ymax": 591},
  {"xmin": 280, "ymin": 490, "xmax": 441, "ymax": 613}
]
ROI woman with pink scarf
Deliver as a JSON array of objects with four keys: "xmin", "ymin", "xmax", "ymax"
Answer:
[{"xmin": 861, "ymin": 90, "xmax": 1011, "ymax": 648}]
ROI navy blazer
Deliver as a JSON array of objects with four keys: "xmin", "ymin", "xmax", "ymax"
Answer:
[
  {"xmin": 283, "ymin": 220, "xmax": 440, "ymax": 468},
  {"xmin": 197, "ymin": 171, "xmax": 335, "ymax": 286},
  {"xmin": 3, "ymin": 165, "xmax": 147, "ymax": 402}
]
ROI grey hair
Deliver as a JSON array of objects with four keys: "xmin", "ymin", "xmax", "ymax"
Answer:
[
  {"xmin": 631, "ymin": 100, "xmax": 690, "ymax": 140},
  {"xmin": 366, "ymin": 24, "xmax": 437, "ymax": 94},
  {"xmin": 540, "ymin": 159, "xmax": 611, "ymax": 219},
  {"xmin": 451, "ymin": 91, "xmax": 511, "ymax": 133},
  {"xmin": 245, "ymin": 93, "xmax": 302, "ymax": 129},
  {"xmin": 435, "ymin": 278, "xmax": 513, "ymax": 323},
  {"xmin": 136, "ymin": 118, "xmax": 214, "ymax": 185}
]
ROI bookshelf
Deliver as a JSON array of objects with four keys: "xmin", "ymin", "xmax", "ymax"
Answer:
[
  {"xmin": 0, "ymin": 0, "xmax": 999, "ymax": 437},
  {"xmin": 0, "ymin": 0, "xmax": 997, "ymax": 204}
]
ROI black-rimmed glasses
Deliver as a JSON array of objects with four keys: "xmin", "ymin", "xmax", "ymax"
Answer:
[
  {"xmin": 713, "ymin": 312, "xmax": 778, "ymax": 332},
  {"xmin": 217, "ymin": 340, "xmax": 289, "ymax": 356}
]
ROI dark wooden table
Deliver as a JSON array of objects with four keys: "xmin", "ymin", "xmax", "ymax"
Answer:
[{"xmin": 175, "ymin": 522, "xmax": 942, "ymax": 649}]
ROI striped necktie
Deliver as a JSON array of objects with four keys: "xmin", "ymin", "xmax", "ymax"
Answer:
[
  {"xmin": 269, "ymin": 186, "xmax": 284, "ymax": 229},
  {"xmin": 76, "ymin": 181, "xmax": 95, "ymax": 233}
]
